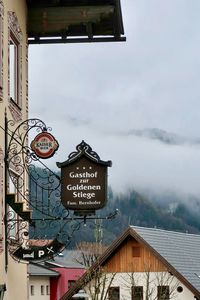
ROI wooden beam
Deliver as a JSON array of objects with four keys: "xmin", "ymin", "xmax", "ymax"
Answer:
[{"xmin": 28, "ymin": 36, "xmax": 126, "ymax": 44}]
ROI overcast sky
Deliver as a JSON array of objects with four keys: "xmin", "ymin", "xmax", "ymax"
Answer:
[{"xmin": 29, "ymin": 0, "xmax": 200, "ymax": 196}]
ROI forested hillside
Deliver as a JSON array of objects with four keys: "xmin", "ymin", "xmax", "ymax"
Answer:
[
  {"xmin": 71, "ymin": 188, "xmax": 200, "ymax": 246},
  {"xmin": 29, "ymin": 167, "xmax": 200, "ymax": 247}
]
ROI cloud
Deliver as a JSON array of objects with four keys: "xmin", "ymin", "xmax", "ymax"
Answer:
[
  {"xmin": 29, "ymin": 0, "xmax": 200, "ymax": 196},
  {"xmin": 29, "ymin": 122, "xmax": 200, "ymax": 198}
]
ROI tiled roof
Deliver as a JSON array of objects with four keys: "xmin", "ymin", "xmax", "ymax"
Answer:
[
  {"xmin": 131, "ymin": 226, "xmax": 200, "ymax": 295},
  {"xmin": 47, "ymin": 250, "xmax": 87, "ymax": 269},
  {"xmin": 28, "ymin": 263, "xmax": 60, "ymax": 277}
]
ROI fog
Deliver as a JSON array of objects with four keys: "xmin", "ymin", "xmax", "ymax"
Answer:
[{"xmin": 29, "ymin": 0, "xmax": 200, "ymax": 197}]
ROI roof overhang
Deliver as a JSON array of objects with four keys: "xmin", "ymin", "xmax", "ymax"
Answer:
[{"xmin": 27, "ymin": 0, "xmax": 126, "ymax": 44}]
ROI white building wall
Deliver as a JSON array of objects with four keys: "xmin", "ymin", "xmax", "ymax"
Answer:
[
  {"xmin": 85, "ymin": 272, "xmax": 196, "ymax": 300},
  {"xmin": 29, "ymin": 276, "xmax": 50, "ymax": 300}
]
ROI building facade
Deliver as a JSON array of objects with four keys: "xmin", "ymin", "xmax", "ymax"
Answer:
[
  {"xmin": 46, "ymin": 250, "xmax": 86, "ymax": 300},
  {"xmin": 61, "ymin": 226, "xmax": 200, "ymax": 300},
  {"xmin": 0, "ymin": 1, "xmax": 125, "ymax": 299},
  {"xmin": 0, "ymin": 1, "xmax": 29, "ymax": 299},
  {"xmin": 28, "ymin": 263, "xmax": 60, "ymax": 300}
]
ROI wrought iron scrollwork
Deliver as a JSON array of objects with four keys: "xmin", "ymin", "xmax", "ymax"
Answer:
[
  {"xmin": 2, "ymin": 117, "xmax": 117, "ymax": 263},
  {"xmin": 5, "ymin": 118, "xmax": 69, "ymax": 261},
  {"xmin": 7, "ymin": 118, "xmax": 62, "ymax": 216}
]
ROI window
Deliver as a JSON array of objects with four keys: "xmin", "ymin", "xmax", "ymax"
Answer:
[
  {"xmin": 68, "ymin": 280, "xmax": 76, "ymax": 289},
  {"xmin": 46, "ymin": 285, "xmax": 50, "ymax": 295},
  {"xmin": 177, "ymin": 286, "xmax": 183, "ymax": 293},
  {"xmin": 132, "ymin": 246, "xmax": 141, "ymax": 257},
  {"xmin": 9, "ymin": 34, "xmax": 19, "ymax": 105},
  {"xmin": 41, "ymin": 285, "xmax": 44, "ymax": 295},
  {"xmin": 108, "ymin": 287, "xmax": 120, "ymax": 300},
  {"xmin": 30, "ymin": 285, "xmax": 34, "ymax": 296},
  {"xmin": 132, "ymin": 286, "xmax": 143, "ymax": 300},
  {"xmin": 157, "ymin": 286, "xmax": 169, "ymax": 300},
  {"xmin": 8, "ymin": 11, "xmax": 22, "ymax": 110}
]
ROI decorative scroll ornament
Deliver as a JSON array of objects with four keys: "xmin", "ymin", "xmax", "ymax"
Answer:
[
  {"xmin": 8, "ymin": 11, "xmax": 22, "ymax": 42},
  {"xmin": 8, "ymin": 102, "xmax": 22, "ymax": 122},
  {"xmin": 67, "ymin": 140, "xmax": 101, "ymax": 162}
]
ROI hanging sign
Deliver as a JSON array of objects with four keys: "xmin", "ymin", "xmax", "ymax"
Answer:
[
  {"xmin": 31, "ymin": 131, "xmax": 59, "ymax": 159},
  {"xmin": 12, "ymin": 239, "xmax": 64, "ymax": 262},
  {"xmin": 57, "ymin": 141, "xmax": 112, "ymax": 215}
]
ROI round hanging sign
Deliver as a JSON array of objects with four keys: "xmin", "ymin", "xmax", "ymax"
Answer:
[{"xmin": 31, "ymin": 132, "xmax": 59, "ymax": 159}]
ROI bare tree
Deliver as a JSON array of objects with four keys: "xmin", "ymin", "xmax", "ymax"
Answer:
[
  {"xmin": 75, "ymin": 241, "xmax": 107, "ymax": 266},
  {"xmin": 73, "ymin": 242, "xmax": 117, "ymax": 300},
  {"xmin": 121, "ymin": 266, "xmax": 179, "ymax": 300}
]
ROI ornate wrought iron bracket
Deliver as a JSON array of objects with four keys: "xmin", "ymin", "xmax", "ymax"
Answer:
[{"xmin": 0, "ymin": 114, "xmax": 118, "ymax": 263}]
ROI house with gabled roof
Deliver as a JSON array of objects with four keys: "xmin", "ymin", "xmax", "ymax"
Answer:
[
  {"xmin": 28, "ymin": 250, "xmax": 86, "ymax": 300},
  {"xmin": 60, "ymin": 226, "xmax": 200, "ymax": 300}
]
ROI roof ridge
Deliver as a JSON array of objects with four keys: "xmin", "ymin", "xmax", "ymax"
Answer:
[{"xmin": 131, "ymin": 225, "xmax": 200, "ymax": 237}]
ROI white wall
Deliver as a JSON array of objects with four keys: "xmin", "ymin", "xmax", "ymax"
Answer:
[
  {"xmin": 29, "ymin": 276, "xmax": 50, "ymax": 300},
  {"xmin": 85, "ymin": 272, "xmax": 196, "ymax": 300}
]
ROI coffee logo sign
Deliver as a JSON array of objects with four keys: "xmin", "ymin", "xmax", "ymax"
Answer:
[{"xmin": 57, "ymin": 141, "xmax": 112, "ymax": 215}]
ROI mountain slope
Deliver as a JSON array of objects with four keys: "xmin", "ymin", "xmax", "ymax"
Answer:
[{"xmin": 71, "ymin": 189, "xmax": 200, "ymax": 246}]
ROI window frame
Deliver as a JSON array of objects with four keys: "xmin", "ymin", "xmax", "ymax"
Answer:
[
  {"xmin": 30, "ymin": 285, "xmax": 34, "ymax": 296},
  {"xmin": 108, "ymin": 287, "xmax": 120, "ymax": 300},
  {"xmin": 41, "ymin": 285, "xmax": 44, "ymax": 295},
  {"xmin": 9, "ymin": 33, "xmax": 20, "ymax": 106},
  {"xmin": 7, "ymin": 11, "xmax": 22, "ymax": 111},
  {"xmin": 157, "ymin": 285, "xmax": 169, "ymax": 300},
  {"xmin": 132, "ymin": 286, "xmax": 143, "ymax": 300},
  {"xmin": 46, "ymin": 285, "xmax": 50, "ymax": 295},
  {"xmin": 68, "ymin": 280, "xmax": 76, "ymax": 289},
  {"xmin": 132, "ymin": 246, "xmax": 141, "ymax": 258}
]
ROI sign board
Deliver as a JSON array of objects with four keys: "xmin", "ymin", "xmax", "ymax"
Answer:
[
  {"xmin": 31, "ymin": 131, "xmax": 59, "ymax": 159},
  {"xmin": 13, "ymin": 239, "xmax": 64, "ymax": 262},
  {"xmin": 57, "ymin": 141, "xmax": 112, "ymax": 215}
]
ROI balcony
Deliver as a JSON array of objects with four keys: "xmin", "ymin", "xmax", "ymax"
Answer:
[{"xmin": 27, "ymin": 0, "xmax": 125, "ymax": 44}]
